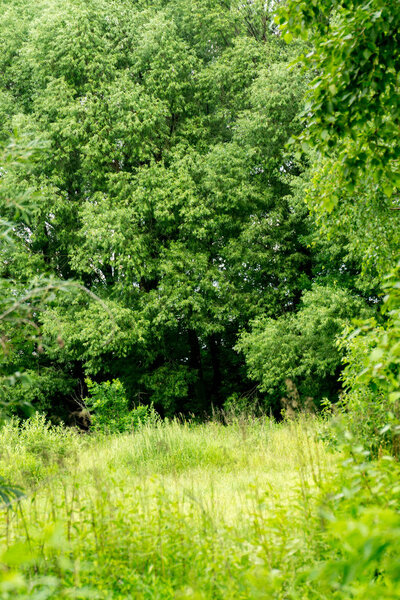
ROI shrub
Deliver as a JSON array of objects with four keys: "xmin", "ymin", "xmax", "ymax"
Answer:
[
  {"xmin": 237, "ymin": 285, "xmax": 369, "ymax": 412},
  {"xmin": 84, "ymin": 378, "xmax": 157, "ymax": 434},
  {"xmin": 0, "ymin": 413, "xmax": 78, "ymax": 487},
  {"xmin": 338, "ymin": 261, "xmax": 400, "ymax": 457}
]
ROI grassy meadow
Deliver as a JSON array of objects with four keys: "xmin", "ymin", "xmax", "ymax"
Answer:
[
  {"xmin": 1, "ymin": 414, "xmax": 400, "ymax": 599},
  {"xmin": 0, "ymin": 414, "xmax": 342, "ymax": 599}
]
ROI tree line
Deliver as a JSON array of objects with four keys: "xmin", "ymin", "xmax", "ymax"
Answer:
[{"xmin": 0, "ymin": 0, "xmax": 397, "ymax": 426}]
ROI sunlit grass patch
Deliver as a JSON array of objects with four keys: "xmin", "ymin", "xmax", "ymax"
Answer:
[{"xmin": 0, "ymin": 415, "xmax": 338, "ymax": 599}]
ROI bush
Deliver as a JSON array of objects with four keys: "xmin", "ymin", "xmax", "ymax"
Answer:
[
  {"xmin": 84, "ymin": 378, "xmax": 158, "ymax": 434},
  {"xmin": 338, "ymin": 261, "xmax": 400, "ymax": 457},
  {"xmin": 237, "ymin": 285, "xmax": 369, "ymax": 412},
  {"xmin": 0, "ymin": 413, "xmax": 78, "ymax": 487}
]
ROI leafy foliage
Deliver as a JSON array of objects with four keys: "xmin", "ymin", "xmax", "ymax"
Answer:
[
  {"xmin": 279, "ymin": 0, "xmax": 400, "ymax": 198},
  {"xmin": 84, "ymin": 378, "xmax": 156, "ymax": 433},
  {"xmin": 278, "ymin": 0, "xmax": 400, "ymax": 297},
  {"xmin": 0, "ymin": 0, "xmax": 320, "ymax": 416},
  {"xmin": 0, "ymin": 0, "xmax": 390, "ymax": 422},
  {"xmin": 338, "ymin": 261, "xmax": 400, "ymax": 455},
  {"xmin": 0, "ymin": 476, "xmax": 23, "ymax": 506},
  {"xmin": 279, "ymin": 0, "xmax": 400, "ymax": 437},
  {"xmin": 237, "ymin": 285, "xmax": 369, "ymax": 412}
]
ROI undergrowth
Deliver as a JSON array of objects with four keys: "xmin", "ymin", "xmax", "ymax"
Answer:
[{"xmin": 1, "ymin": 415, "xmax": 400, "ymax": 598}]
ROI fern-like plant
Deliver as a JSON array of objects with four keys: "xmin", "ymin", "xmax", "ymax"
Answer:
[{"xmin": 0, "ymin": 474, "xmax": 23, "ymax": 506}]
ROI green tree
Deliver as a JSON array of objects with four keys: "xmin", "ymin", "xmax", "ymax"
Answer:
[
  {"xmin": 237, "ymin": 285, "xmax": 369, "ymax": 413},
  {"xmin": 279, "ymin": 0, "xmax": 400, "ymax": 197},
  {"xmin": 0, "ymin": 0, "xmax": 316, "ymax": 416},
  {"xmin": 279, "ymin": 0, "xmax": 400, "ymax": 439},
  {"xmin": 278, "ymin": 0, "xmax": 400, "ymax": 281}
]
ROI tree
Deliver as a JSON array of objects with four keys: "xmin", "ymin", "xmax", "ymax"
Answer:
[
  {"xmin": 0, "ymin": 132, "xmax": 116, "ymax": 419},
  {"xmin": 278, "ymin": 0, "xmax": 400, "ymax": 443},
  {"xmin": 0, "ymin": 0, "xmax": 317, "ymax": 417},
  {"xmin": 279, "ymin": 0, "xmax": 400, "ymax": 196},
  {"xmin": 278, "ymin": 0, "xmax": 400, "ymax": 278},
  {"xmin": 237, "ymin": 285, "xmax": 369, "ymax": 413}
]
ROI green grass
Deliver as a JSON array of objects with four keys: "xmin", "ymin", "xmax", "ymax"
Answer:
[
  {"xmin": 2, "ymin": 414, "xmax": 400, "ymax": 599},
  {"xmin": 0, "ymin": 414, "xmax": 336, "ymax": 598}
]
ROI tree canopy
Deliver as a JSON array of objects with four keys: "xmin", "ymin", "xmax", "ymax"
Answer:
[{"xmin": 0, "ymin": 0, "xmax": 380, "ymax": 419}]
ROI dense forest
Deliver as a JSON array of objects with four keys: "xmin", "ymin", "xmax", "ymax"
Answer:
[
  {"xmin": 1, "ymin": 0, "xmax": 400, "ymax": 597},
  {"xmin": 1, "ymin": 0, "xmax": 397, "ymax": 423}
]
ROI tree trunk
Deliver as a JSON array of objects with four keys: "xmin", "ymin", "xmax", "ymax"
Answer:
[
  {"xmin": 209, "ymin": 334, "xmax": 222, "ymax": 407},
  {"xmin": 188, "ymin": 329, "xmax": 206, "ymax": 412}
]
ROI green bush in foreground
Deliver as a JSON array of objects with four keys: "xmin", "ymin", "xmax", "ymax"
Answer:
[{"xmin": 337, "ymin": 261, "xmax": 400, "ymax": 458}]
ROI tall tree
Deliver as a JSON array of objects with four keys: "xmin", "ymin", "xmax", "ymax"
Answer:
[{"xmin": 0, "ymin": 0, "xmax": 315, "ymax": 416}]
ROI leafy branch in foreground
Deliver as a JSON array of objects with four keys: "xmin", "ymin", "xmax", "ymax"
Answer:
[
  {"xmin": 277, "ymin": 0, "xmax": 400, "ymax": 449},
  {"xmin": 278, "ymin": 0, "xmax": 400, "ymax": 201},
  {"xmin": 0, "ymin": 475, "xmax": 23, "ymax": 506},
  {"xmin": 338, "ymin": 261, "xmax": 400, "ymax": 456}
]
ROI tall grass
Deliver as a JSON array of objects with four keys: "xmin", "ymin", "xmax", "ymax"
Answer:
[{"xmin": 1, "ymin": 414, "xmax": 400, "ymax": 598}]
